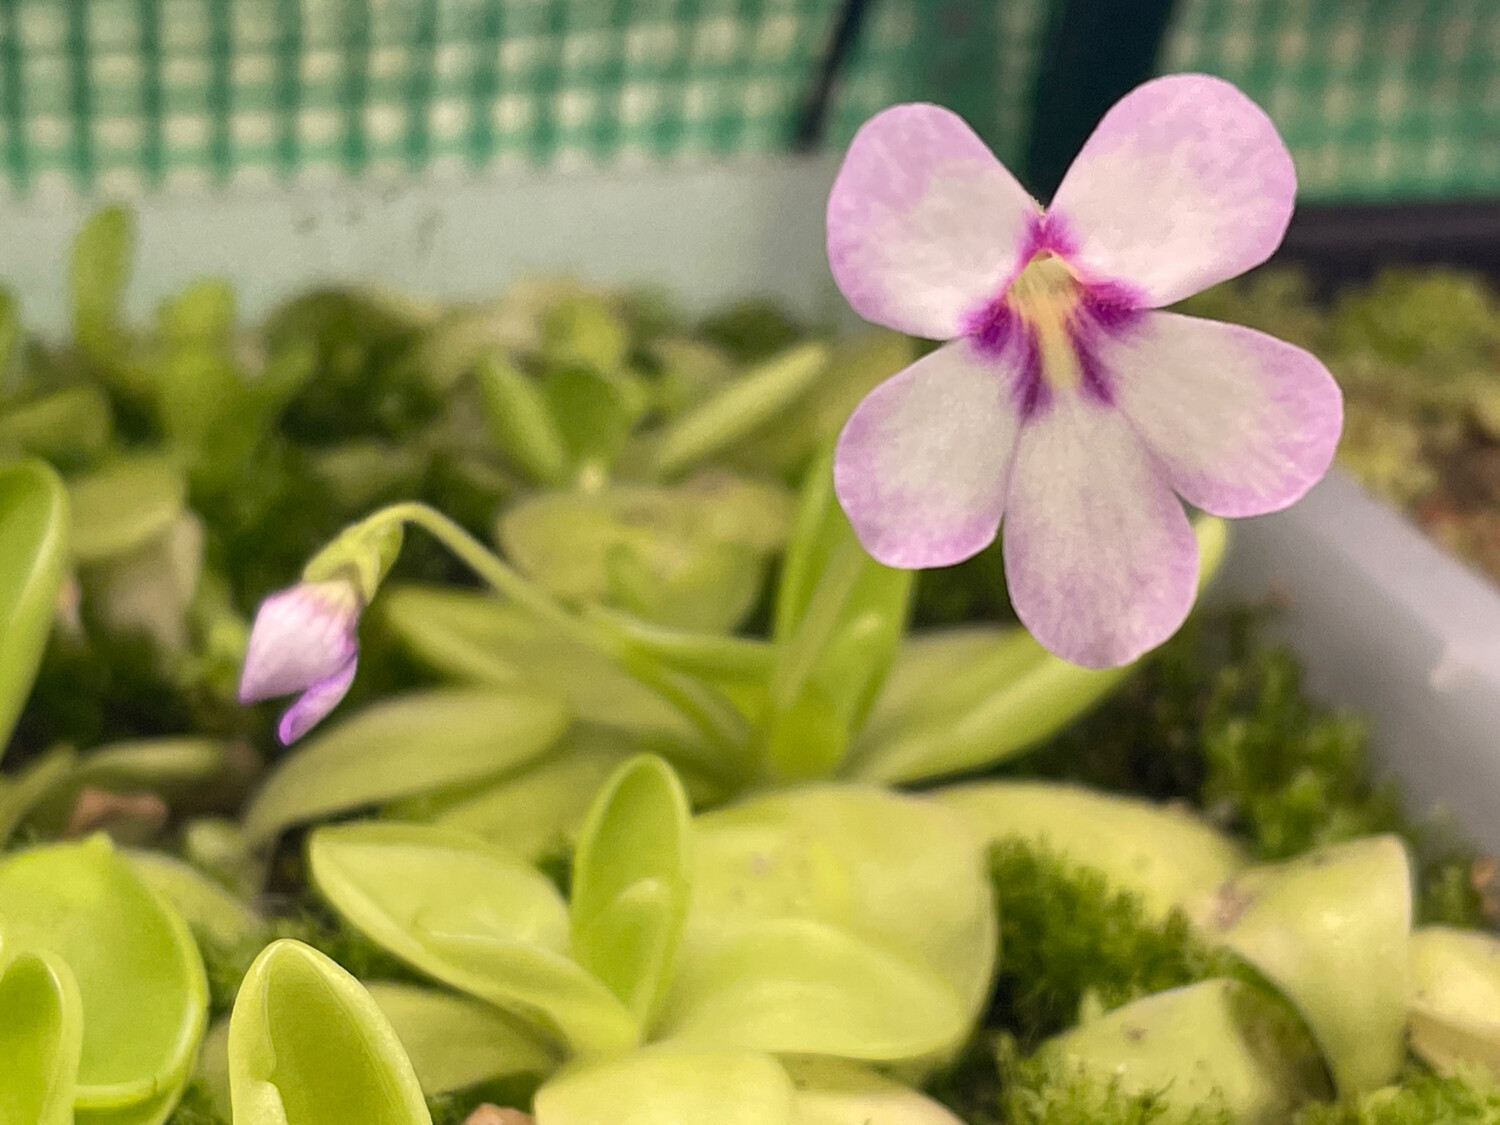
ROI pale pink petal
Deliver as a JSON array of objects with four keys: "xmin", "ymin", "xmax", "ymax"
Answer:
[
  {"xmin": 1108, "ymin": 311, "xmax": 1343, "ymax": 517},
  {"xmin": 834, "ymin": 338, "xmax": 1024, "ymax": 568},
  {"xmin": 239, "ymin": 580, "xmax": 360, "ymax": 703},
  {"xmin": 278, "ymin": 657, "xmax": 357, "ymax": 744},
  {"xmin": 1003, "ymin": 395, "xmax": 1198, "ymax": 668},
  {"xmin": 1046, "ymin": 74, "xmax": 1296, "ymax": 307},
  {"xmin": 827, "ymin": 103, "xmax": 1040, "ymax": 339}
]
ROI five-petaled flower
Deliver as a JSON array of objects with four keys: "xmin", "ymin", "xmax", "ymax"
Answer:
[
  {"xmin": 828, "ymin": 73, "xmax": 1343, "ymax": 668},
  {"xmin": 238, "ymin": 578, "xmax": 361, "ymax": 743}
]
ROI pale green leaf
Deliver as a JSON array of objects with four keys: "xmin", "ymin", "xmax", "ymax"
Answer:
[
  {"xmin": 228, "ymin": 939, "xmax": 431, "ymax": 1125},
  {"xmin": 366, "ymin": 982, "xmax": 560, "ymax": 1095},
  {"xmin": 68, "ymin": 454, "xmax": 186, "ymax": 564},
  {"xmin": 476, "ymin": 353, "xmax": 571, "ymax": 486},
  {"xmin": 0, "ymin": 835, "xmax": 207, "ymax": 1112},
  {"xmin": 571, "ymin": 755, "xmax": 691, "ymax": 1023},
  {"xmin": 0, "ymin": 950, "xmax": 83, "ymax": 1125},
  {"xmin": 935, "ymin": 781, "xmax": 1246, "ymax": 921},
  {"xmin": 785, "ymin": 1058, "xmax": 966, "ymax": 1125},
  {"xmin": 534, "ymin": 1046, "xmax": 797, "ymax": 1125},
  {"xmin": 1194, "ymin": 834, "xmax": 1412, "ymax": 1095},
  {"xmin": 308, "ymin": 822, "xmax": 637, "ymax": 1055},
  {"xmin": 684, "ymin": 785, "xmax": 994, "ymax": 1028},
  {"xmin": 1409, "ymin": 926, "xmax": 1500, "ymax": 1078},
  {"xmin": 125, "ymin": 850, "xmax": 265, "ymax": 952},
  {"xmin": 0, "ymin": 385, "xmax": 113, "ymax": 464},
  {"xmin": 243, "ymin": 689, "xmax": 569, "ymax": 845},
  {"xmin": 0, "ymin": 460, "xmax": 69, "ymax": 756},
  {"xmin": 1038, "ymin": 978, "xmax": 1329, "ymax": 1125}
]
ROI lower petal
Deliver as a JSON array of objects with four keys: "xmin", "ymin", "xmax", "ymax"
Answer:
[
  {"xmin": 1107, "ymin": 312, "xmax": 1343, "ymax": 517},
  {"xmin": 278, "ymin": 658, "xmax": 358, "ymax": 744},
  {"xmin": 834, "ymin": 340, "xmax": 1022, "ymax": 569},
  {"xmin": 1003, "ymin": 396, "xmax": 1198, "ymax": 668}
]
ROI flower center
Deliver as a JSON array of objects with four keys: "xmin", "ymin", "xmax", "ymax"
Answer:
[{"xmin": 1004, "ymin": 252, "xmax": 1087, "ymax": 394}]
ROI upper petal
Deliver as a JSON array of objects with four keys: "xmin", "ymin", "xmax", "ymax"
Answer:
[
  {"xmin": 1003, "ymin": 395, "xmax": 1198, "ymax": 668},
  {"xmin": 1047, "ymin": 74, "xmax": 1296, "ymax": 307},
  {"xmin": 239, "ymin": 580, "xmax": 361, "ymax": 703},
  {"xmin": 827, "ymin": 104, "xmax": 1040, "ymax": 340},
  {"xmin": 1109, "ymin": 311, "xmax": 1344, "ymax": 517},
  {"xmin": 834, "ymin": 338, "xmax": 1024, "ymax": 569},
  {"xmin": 278, "ymin": 657, "xmax": 358, "ymax": 744}
]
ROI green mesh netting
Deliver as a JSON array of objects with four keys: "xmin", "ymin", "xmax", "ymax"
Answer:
[{"xmin": 0, "ymin": 0, "xmax": 1492, "ymax": 201}]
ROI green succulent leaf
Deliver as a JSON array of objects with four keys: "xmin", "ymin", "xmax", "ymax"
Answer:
[
  {"xmin": 541, "ymin": 366, "xmax": 645, "ymax": 471},
  {"xmin": 1408, "ymin": 926, "xmax": 1500, "ymax": 1078},
  {"xmin": 1036, "ymin": 978, "xmax": 1329, "ymax": 1125},
  {"xmin": 764, "ymin": 453, "xmax": 911, "ymax": 779},
  {"xmin": 0, "ymin": 949, "xmax": 84, "ymax": 1125},
  {"xmin": 534, "ymin": 1046, "xmax": 797, "ymax": 1125},
  {"xmin": 243, "ymin": 689, "xmax": 569, "ymax": 845},
  {"xmin": 570, "ymin": 755, "xmax": 691, "ymax": 1025},
  {"xmin": 1195, "ymin": 834, "xmax": 1412, "ymax": 1095},
  {"xmin": 936, "ymin": 781, "xmax": 1246, "ymax": 921},
  {"xmin": 0, "ymin": 745, "xmax": 75, "ymax": 846},
  {"xmin": 365, "ymin": 982, "xmax": 560, "ymax": 1096},
  {"xmin": 476, "ymin": 353, "xmax": 571, "ymax": 486},
  {"xmin": 683, "ymin": 785, "xmax": 994, "ymax": 1033},
  {"xmin": 0, "ymin": 385, "xmax": 113, "ymax": 466},
  {"xmin": 125, "ymin": 850, "xmax": 265, "ymax": 953},
  {"xmin": 308, "ymin": 822, "xmax": 637, "ymax": 1055},
  {"xmin": 26, "ymin": 738, "xmax": 230, "ymax": 834},
  {"xmin": 785, "ymin": 1058, "xmax": 966, "ymax": 1125},
  {"xmin": 0, "ymin": 459, "xmax": 69, "ymax": 756},
  {"xmin": 228, "ymin": 939, "xmax": 431, "ymax": 1125},
  {"xmin": 71, "ymin": 205, "xmax": 135, "ymax": 369},
  {"xmin": 0, "ymin": 835, "xmax": 207, "ymax": 1114},
  {"xmin": 497, "ymin": 475, "xmax": 790, "ymax": 633},
  {"xmin": 657, "ymin": 917, "xmax": 967, "ymax": 1061},
  {"xmin": 648, "ymin": 341, "xmax": 830, "ymax": 477},
  {"xmin": 68, "ymin": 454, "xmax": 186, "ymax": 564},
  {"xmin": 419, "ymin": 727, "xmax": 637, "ymax": 861},
  {"xmin": 380, "ymin": 586, "xmax": 715, "ymax": 771}
]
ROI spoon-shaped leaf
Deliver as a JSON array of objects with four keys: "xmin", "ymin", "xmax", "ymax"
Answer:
[
  {"xmin": 685, "ymin": 784, "xmax": 994, "ymax": 1025},
  {"xmin": 0, "ymin": 384, "xmax": 113, "ymax": 465},
  {"xmin": 845, "ymin": 518, "xmax": 1230, "ymax": 784},
  {"xmin": 0, "ymin": 460, "xmax": 68, "ymax": 756},
  {"xmin": 1037, "ymin": 978, "xmax": 1329, "ymax": 1125},
  {"xmin": 765, "ymin": 454, "xmax": 911, "ymax": 779},
  {"xmin": 68, "ymin": 454, "xmax": 186, "ymax": 564},
  {"xmin": 70, "ymin": 205, "xmax": 134, "ymax": 369},
  {"xmin": 649, "ymin": 341, "xmax": 831, "ymax": 477},
  {"xmin": 228, "ymin": 939, "xmax": 431, "ymax": 1125},
  {"xmin": 534, "ymin": 1046, "xmax": 797, "ymax": 1125},
  {"xmin": 1408, "ymin": 926, "xmax": 1500, "ymax": 1077},
  {"xmin": 125, "ymin": 849, "xmax": 265, "ymax": 952},
  {"xmin": 366, "ymin": 982, "xmax": 560, "ymax": 1095},
  {"xmin": 0, "ymin": 835, "xmax": 207, "ymax": 1112},
  {"xmin": 785, "ymin": 1058, "xmax": 966, "ymax": 1125},
  {"xmin": 423, "ymin": 728, "xmax": 636, "ymax": 861},
  {"xmin": 1194, "ymin": 834, "xmax": 1411, "ymax": 1095},
  {"xmin": 935, "ymin": 781, "xmax": 1246, "ymax": 921},
  {"xmin": 243, "ymin": 689, "xmax": 569, "ymax": 845},
  {"xmin": 308, "ymin": 822, "xmax": 637, "ymax": 1055},
  {"xmin": 570, "ymin": 755, "xmax": 691, "ymax": 1024},
  {"xmin": 657, "ymin": 918, "xmax": 967, "ymax": 1060},
  {"xmin": 0, "ymin": 950, "xmax": 83, "ymax": 1125}
]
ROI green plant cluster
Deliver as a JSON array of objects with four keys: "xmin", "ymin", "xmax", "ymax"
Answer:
[{"xmin": 0, "ymin": 212, "xmax": 1498, "ymax": 1125}]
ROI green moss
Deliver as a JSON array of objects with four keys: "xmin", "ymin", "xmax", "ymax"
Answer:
[
  {"xmin": 985, "ymin": 837, "xmax": 1241, "ymax": 1045},
  {"xmin": 1012, "ymin": 612, "xmax": 1487, "ymax": 929},
  {"xmin": 1292, "ymin": 1065, "xmax": 1500, "ymax": 1125}
]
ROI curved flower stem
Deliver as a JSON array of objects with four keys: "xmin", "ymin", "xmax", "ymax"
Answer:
[{"xmin": 364, "ymin": 503, "xmax": 753, "ymax": 771}]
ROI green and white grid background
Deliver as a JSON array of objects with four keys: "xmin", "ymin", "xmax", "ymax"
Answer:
[{"xmin": 0, "ymin": 0, "xmax": 1495, "ymax": 200}]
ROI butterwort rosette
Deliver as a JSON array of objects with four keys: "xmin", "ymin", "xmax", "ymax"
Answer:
[
  {"xmin": 238, "ymin": 578, "xmax": 362, "ymax": 744},
  {"xmin": 828, "ymin": 73, "xmax": 1343, "ymax": 667}
]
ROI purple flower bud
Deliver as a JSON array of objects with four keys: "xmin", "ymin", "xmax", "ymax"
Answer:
[{"xmin": 239, "ymin": 579, "xmax": 361, "ymax": 743}]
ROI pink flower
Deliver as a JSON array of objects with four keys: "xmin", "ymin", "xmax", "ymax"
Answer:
[
  {"xmin": 238, "ymin": 579, "xmax": 361, "ymax": 743},
  {"xmin": 828, "ymin": 74, "xmax": 1342, "ymax": 668}
]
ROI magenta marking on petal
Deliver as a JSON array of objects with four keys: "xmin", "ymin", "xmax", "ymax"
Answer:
[
  {"xmin": 960, "ymin": 298, "xmax": 1016, "ymax": 357},
  {"xmin": 1073, "ymin": 337, "xmax": 1115, "ymax": 407},
  {"xmin": 1014, "ymin": 326, "xmax": 1049, "ymax": 418},
  {"xmin": 277, "ymin": 657, "xmax": 358, "ymax": 744}
]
